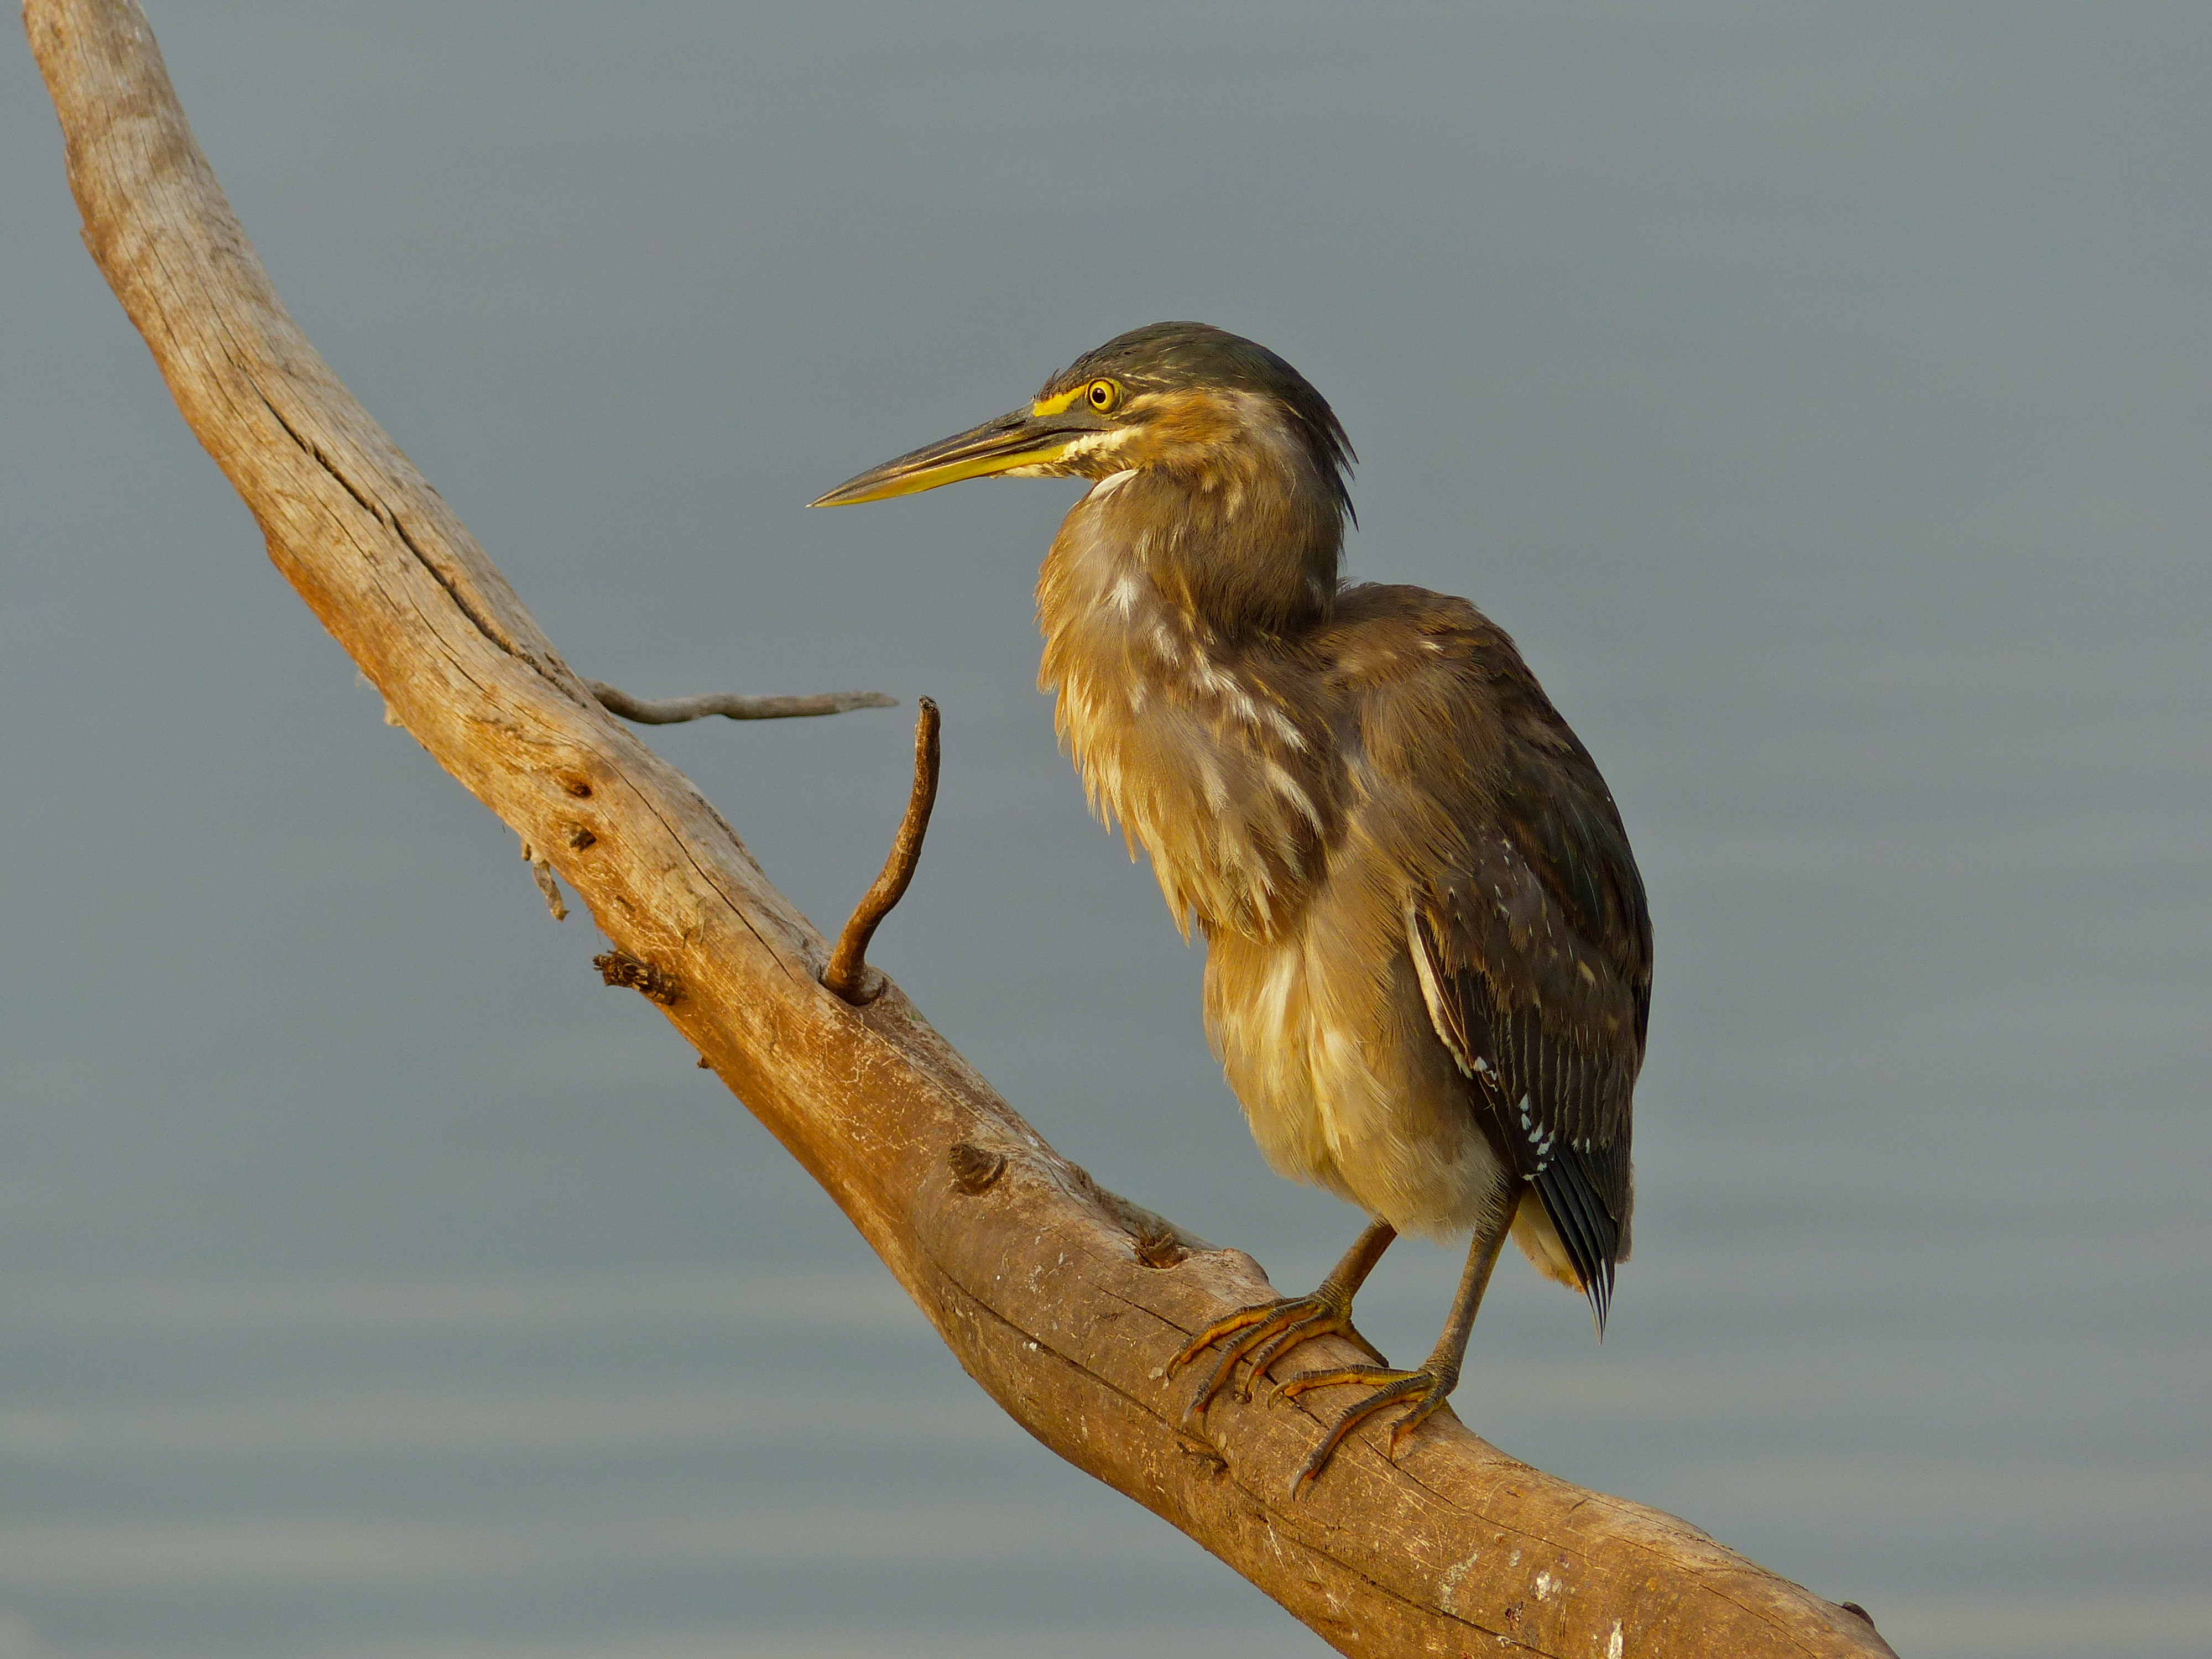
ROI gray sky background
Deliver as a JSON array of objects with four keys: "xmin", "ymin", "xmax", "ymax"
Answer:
[{"xmin": 3, "ymin": 3, "xmax": 2208, "ymax": 1656}]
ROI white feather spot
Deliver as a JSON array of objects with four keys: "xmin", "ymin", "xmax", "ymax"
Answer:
[
  {"xmin": 1265, "ymin": 706, "xmax": 1307, "ymax": 749},
  {"xmin": 1190, "ymin": 656, "xmax": 1238, "ymax": 698},
  {"xmin": 1264, "ymin": 760, "xmax": 1323, "ymax": 831}
]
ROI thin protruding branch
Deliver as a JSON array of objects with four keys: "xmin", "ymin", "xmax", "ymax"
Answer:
[
  {"xmin": 587, "ymin": 679, "xmax": 896, "ymax": 724},
  {"xmin": 824, "ymin": 696, "xmax": 941, "ymax": 1004}
]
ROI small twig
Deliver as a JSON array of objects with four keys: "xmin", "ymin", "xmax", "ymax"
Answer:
[
  {"xmin": 520, "ymin": 837, "xmax": 567, "ymax": 920},
  {"xmin": 587, "ymin": 680, "xmax": 897, "ymax": 724},
  {"xmin": 823, "ymin": 697, "xmax": 941, "ymax": 1004}
]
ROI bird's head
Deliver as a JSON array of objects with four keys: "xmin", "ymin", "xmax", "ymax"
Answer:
[{"xmin": 811, "ymin": 322, "xmax": 1353, "ymax": 519}]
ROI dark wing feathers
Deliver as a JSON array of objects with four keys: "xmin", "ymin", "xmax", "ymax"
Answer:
[
  {"xmin": 1534, "ymin": 1152, "xmax": 1620, "ymax": 1328},
  {"xmin": 1416, "ymin": 902, "xmax": 1634, "ymax": 1326},
  {"xmin": 1358, "ymin": 589, "xmax": 1651, "ymax": 1331}
]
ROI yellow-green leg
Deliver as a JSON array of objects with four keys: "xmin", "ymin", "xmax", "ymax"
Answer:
[
  {"xmin": 1170, "ymin": 1218, "xmax": 1397, "ymax": 1424},
  {"xmin": 1275, "ymin": 1208, "xmax": 1510, "ymax": 1492}
]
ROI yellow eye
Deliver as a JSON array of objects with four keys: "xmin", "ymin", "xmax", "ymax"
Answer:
[{"xmin": 1086, "ymin": 379, "xmax": 1120, "ymax": 413}]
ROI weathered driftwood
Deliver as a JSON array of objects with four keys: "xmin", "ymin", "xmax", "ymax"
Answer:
[{"xmin": 24, "ymin": 4, "xmax": 1898, "ymax": 1654}]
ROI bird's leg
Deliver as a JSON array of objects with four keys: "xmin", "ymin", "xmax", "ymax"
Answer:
[
  {"xmin": 1170, "ymin": 1218, "xmax": 1397, "ymax": 1423},
  {"xmin": 1274, "ymin": 1206, "xmax": 1510, "ymax": 1491}
]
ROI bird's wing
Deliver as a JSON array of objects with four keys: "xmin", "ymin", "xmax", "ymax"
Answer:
[{"xmin": 1334, "ymin": 587, "xmax": 1651, "ymax": 1319}]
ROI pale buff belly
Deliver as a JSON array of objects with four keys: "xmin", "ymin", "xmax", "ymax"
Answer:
[{"xmin": 1201, "ymin": 924, "xmax": 1506, "ymax": 1240}]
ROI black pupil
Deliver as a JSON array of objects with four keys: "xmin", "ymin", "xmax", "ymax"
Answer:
[{"xmin": 1092, "ymin": 385, "xmax": 1108, "ymax": 405}]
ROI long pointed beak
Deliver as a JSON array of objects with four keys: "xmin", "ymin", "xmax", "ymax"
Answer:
[{"xmin": 810, "ymin": 405, "xmax": 1108, "ymax": 507}]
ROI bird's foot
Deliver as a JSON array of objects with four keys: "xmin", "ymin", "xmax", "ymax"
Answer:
[
  {"xmin": 1168, "ymin": 1283, "xmax": 1387, "ymax": 1426},
  {"xmin": 1273, "ymin": 1360, "xmax": 1460, "ymax": 1492}
]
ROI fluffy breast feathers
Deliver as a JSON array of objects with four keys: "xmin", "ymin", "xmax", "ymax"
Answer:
[{"xmin": 1039, "ymin": 508, "xmax": 1651, "ymax": 1272}]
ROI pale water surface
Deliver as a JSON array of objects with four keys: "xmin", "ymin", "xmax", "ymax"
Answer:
[{"xmin": 2, "ymin": 3, "xmax": 2207, "ymax": 1656}]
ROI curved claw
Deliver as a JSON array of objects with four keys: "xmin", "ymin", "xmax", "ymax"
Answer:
[
  {"xmin": 1170, "ymin": 1286, "xmax": 1381, "ymax": 1425},
  {"xmin": 1276, "ymin": 1362, "xmax": 1461, "ymax": 1494},
  {"xmin": 1168, "ymin": 1301, "xmax": 1275, "ymax": 1377}
]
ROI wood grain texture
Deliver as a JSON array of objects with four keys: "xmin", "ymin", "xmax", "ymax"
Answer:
[{"xmin": 23, "ymin": 4, "xmax": 1899, "ymax": 1653}]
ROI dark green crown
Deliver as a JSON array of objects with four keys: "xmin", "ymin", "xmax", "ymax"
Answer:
[{"xmin": 1042, "ymin": 322, "xmax": 1355, "ymax": 511}]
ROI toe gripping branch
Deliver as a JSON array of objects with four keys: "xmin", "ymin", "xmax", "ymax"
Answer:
[
  {"xmin": 823, "ymin": 697, "xmax": 941, "ymax": 1005},
  {"xmin": 1170, "ymin": 1286, "xmax": 1390, "ymax": 1427},
  {"xmin": 1274, "ymin": 1361, "xmax": 1460, "ymax": 1491}
]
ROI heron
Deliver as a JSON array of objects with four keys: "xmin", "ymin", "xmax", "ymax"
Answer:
[{"xmin": 813, "ymin": 322, "xmax": 1651, "ymax": 1486}]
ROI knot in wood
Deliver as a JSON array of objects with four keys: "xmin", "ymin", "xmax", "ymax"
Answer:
[
  {"xmin": 1131, "ymin": 1225, "xmax": 1188, "ymax": 1269},
  {"xmin": 592, "ymin": 949, "xmax": 681, "ymax": 1005},
  {"xmin": 947, "ymin": 1142, "xmax": 1006, "ymax": 1194}
]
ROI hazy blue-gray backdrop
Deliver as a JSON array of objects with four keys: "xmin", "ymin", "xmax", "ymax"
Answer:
[{"xmin": 3, "ymin": 3, "xmax": 2207, "ymax": 1656}]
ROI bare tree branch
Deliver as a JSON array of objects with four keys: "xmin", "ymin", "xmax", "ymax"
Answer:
[
  {"xmin": 587, "ymin": 679, "xmax": 898, "ymax": 724},
  {"xmin": 825, "ymin": 696, "xmax": 941, "ymax": 1005},
  {"xmin": 23, "ymin": 4, "xmax": 1898, "ymax": 1654}
]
